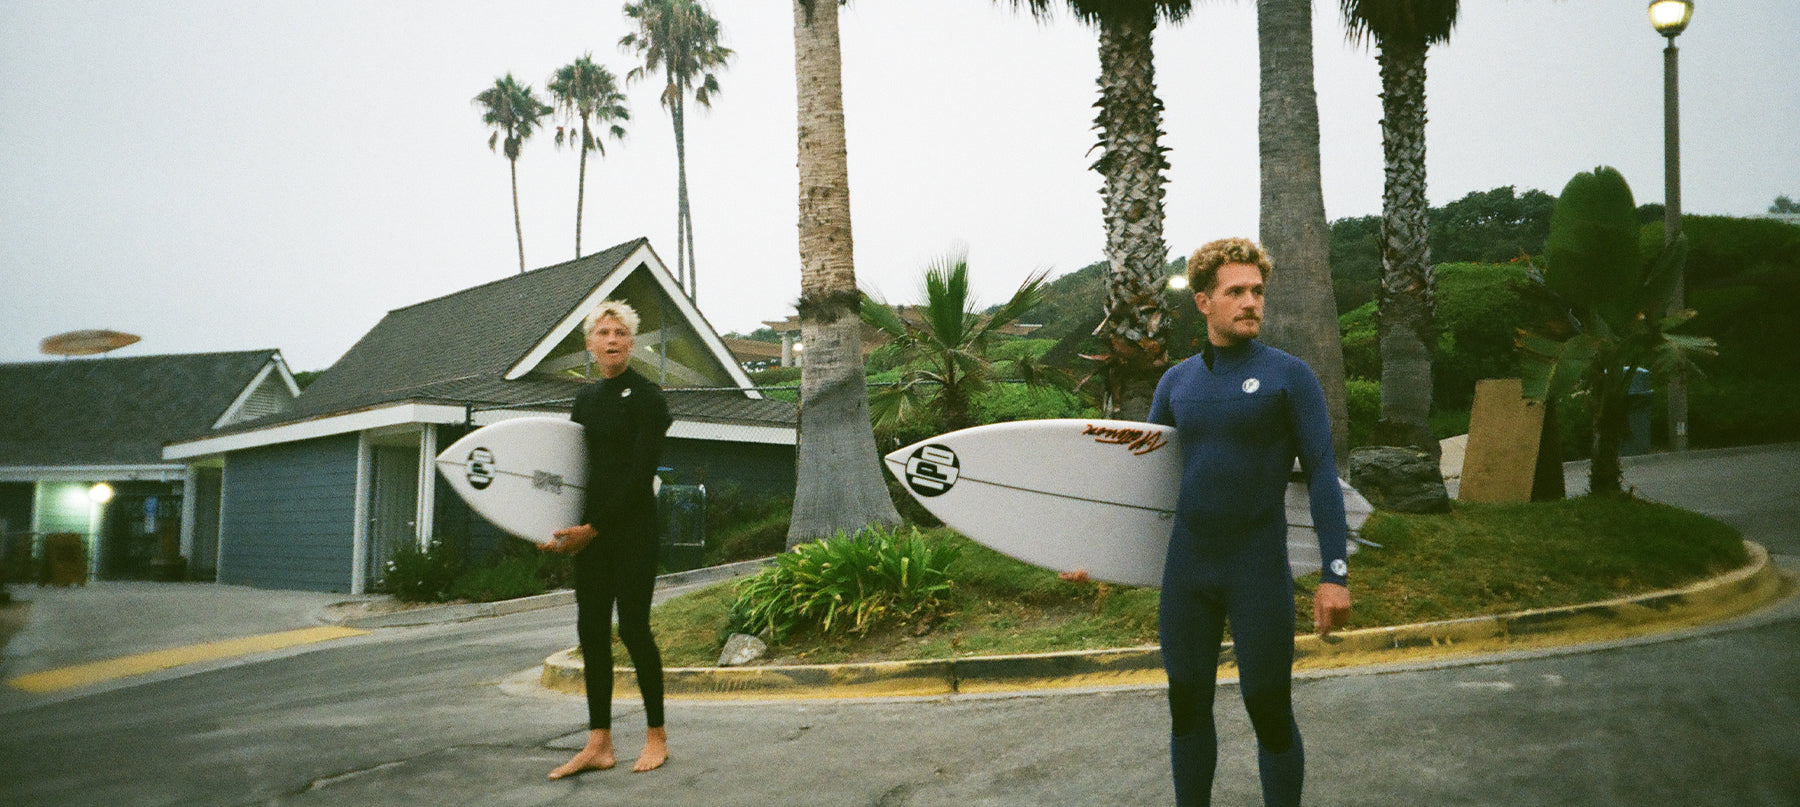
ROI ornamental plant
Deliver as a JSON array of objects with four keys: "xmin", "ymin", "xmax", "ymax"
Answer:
[
  {"xmin": 1516, "ymin": 166, "xmax": 1716, "ymax": 496},
  {"xmin": 727, "ymin": 526, "xmax": 959, "ymax": 641}
]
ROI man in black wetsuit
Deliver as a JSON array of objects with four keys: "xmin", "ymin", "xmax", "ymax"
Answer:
[
  {"xmin": 1152, "ymin": 238, "xmax": 1351, "ymax": 806},
  {"xmin": 544, "ymin": 300, "xmax": 672, "ymax": 778}
]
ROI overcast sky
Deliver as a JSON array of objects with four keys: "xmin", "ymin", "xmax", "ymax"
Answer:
[{"xmin": 3, "ymin": 1, "xmax": 1795, "ymax": 372}]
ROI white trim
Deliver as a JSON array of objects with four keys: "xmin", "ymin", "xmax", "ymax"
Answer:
[
  {"xmin": 351, "ymin": 432, "xmax": 372, "ymax": 595},
  {"xmin": 416, "ymin": 424, "xmax": 437, "ymax": 548},
  {"xmin": 179, "ymin": 466, "xmax": 198, "ymax": 560},
  {"xmin": 210, "ymin": 357, "xmax": 293, "ymax": 430},
  {"xmin": 667, "ymin": 420, "xmax": 797, "ymax": 446},
  {"xmin": 0, "ymin": 464, "xmax": 187, "ymax": 483},
  {"xmin": 503, "ymin": 243, "xmax": 763, "ymax": 398},
  {"xmin": 163, "ymin": 402, "xmax": 563, "ymax": 459}
]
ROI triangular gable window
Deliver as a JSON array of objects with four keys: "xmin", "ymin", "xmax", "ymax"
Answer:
[{"xmin": 524, "ymin": 263, "xmax": 742, "ymax": 389}]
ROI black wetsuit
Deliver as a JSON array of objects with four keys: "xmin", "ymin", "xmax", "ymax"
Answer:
[
  {"xmin": 1148, "ymin": 339, "xmax": 1348, "ymax": 807},
  {"xmin": 570, "ymin": 367, "xmax": 671, "ymax": 731}
]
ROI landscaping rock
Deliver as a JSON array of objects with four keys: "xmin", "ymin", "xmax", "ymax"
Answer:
[
  {"xmin": 1348, "ymin": 446, "xmax": 1451, "ymax": 513},
  {"xmin": 718, "ymin": 633, "xmax": 768, "ymax": 667}
]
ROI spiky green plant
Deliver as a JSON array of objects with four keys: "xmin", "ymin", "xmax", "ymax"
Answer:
[{"xmin": 1517, "ymin": 166, "xmax": 1717, "ymax": 495}]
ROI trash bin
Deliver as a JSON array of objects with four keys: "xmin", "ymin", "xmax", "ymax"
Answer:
[
  {"xmin": 1622, "ymin": 368, "xmax": 1654, "ymax": 456},
  {"xmin": 43, "ymin": 532, "xmax": 88, "ymax": 587}
]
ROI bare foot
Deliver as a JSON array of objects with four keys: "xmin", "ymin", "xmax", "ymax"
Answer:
[
  {"xmin": 632, "ymin": 726, "xmax": 669, "ymax": 773},
  {"xmin": 549, "ymin": 730, "xmax": 616, "ymax": 780}
]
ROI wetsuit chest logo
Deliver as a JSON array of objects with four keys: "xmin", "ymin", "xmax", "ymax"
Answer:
[{"xmin": 1242, "ymin": 378, "xmax": 1261, "ymax": 394}]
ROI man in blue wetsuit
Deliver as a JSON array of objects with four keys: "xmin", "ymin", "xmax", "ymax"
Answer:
[{"xmin": 1151, "ymin": 237, "xmax": 1351, "ymax": 806}]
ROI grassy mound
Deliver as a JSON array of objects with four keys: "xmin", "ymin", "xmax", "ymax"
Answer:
[{"xmin": 629, "ymin": 496, "xmax": 1746, "ymax": 668}]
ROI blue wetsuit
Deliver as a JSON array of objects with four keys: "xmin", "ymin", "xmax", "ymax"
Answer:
[{"xmin": 1148, "ymin": 339, "xmax": 1348, "ymax": 807}]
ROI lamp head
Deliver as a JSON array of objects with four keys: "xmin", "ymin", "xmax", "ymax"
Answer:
[{"xmin": 1648, "ymin": 0, "xmax": 1693, "ymax": 38}]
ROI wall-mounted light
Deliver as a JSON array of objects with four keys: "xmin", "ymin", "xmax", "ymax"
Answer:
[{"xmin": 89, "ymin": 483, "xmax": 115, "ymax": 503}]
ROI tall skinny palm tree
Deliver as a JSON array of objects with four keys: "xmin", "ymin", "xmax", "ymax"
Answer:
[
  {"xmin": 788, "ymin": 0, "xmax": 900, "ymax": 547},
  {"xmin": 548, "ymin": 55, "xmax": 630, "ymax": 259},
  {"xmin": 1341, "ymin": 0, "xmax": 1460, "ymax": 451},
  {"xmin": 620, "ymin": 0, "xmax": 733, "ymax": 302},
  {"xmin": 474, "ymin": 74, "xmax": 553, "ymax": 273},
  {"xmin": 1003, "ymin": 0, "xmax": 1190, "ymax": 419},
  {"xmin": 1258, "ymin": 0, "xmax": 1350, "ymax": 459}
]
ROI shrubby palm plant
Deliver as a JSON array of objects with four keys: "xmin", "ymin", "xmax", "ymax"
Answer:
[
  {"xmin": 861, "ymin": 255, "xmax": 1051, "ymax": 434},
  {"xmin": 1518, "ymin": 166, "xmax": 1716, "ymax": 496},
  {"xmin": 727, "ymin": 526, "xmax": 960, "ymax": 641}
]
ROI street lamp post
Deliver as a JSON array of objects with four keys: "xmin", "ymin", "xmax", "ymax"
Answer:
[{"xmin": 1650, "ymin": 0, "xmax": 1693, "ymax": 451}]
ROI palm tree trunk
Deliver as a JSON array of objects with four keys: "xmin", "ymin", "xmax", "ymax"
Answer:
[
  {"xmin": 671, "ymin": 98, "xmax": 690, "ymax": 297},
  {"xmin": 1375, "ymin": 39, "xmax": 1436, "ymax": 451},
  {"xmin": 788, "ymin": 0, "xmax": 901, "ymax": 547},
  {"xmin": 1092, "ymin": 8, "xmax": 1173, "ymax": 420},
  {"xmin": 575, "ymin": 119, "xmax": 590, "ymax": 258},
  {"xmin": 510, "ymin": 156, "xmax": 526, "ymax": 273},
  {"xmin": 1257, "ymin": 0, "xmax": 1350, "ymax": 461}
]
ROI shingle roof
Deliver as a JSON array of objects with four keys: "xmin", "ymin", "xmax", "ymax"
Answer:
[
  {"xmin": 0, "ymin": 350, "xmax": 282, "ymax": 466},
  {"xmin": 210, "ymin": 239, "xmax": 794, "ymax": 436},
  {"xmin": 294, "ymin": 240, "xmax": 649, "ymax": 418}
]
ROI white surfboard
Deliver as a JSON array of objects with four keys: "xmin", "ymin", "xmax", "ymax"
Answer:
[
  {"xmin": 435, "ymin": 417, "xmax": 587, "ymax": 545},
  {"xmin": 883, "ymin": 419, "xmax": 1372, "ymax": 587}
]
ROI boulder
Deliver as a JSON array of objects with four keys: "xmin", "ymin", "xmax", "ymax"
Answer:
[
  {"xmin": 718, "ymin": 633, "xmax": 768, "ymax": 667},
  {"xmin": 1347, "ymin": 446, "xmax": 1451, "ymax": 514}
]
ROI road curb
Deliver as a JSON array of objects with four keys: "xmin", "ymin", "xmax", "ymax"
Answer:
[
  {"xmin": 317, "ymin": 557, "xmax": 775, "ymax": 629},
  {"xmin": 539, "ymin": 540, "xmax": 1789, "ymax": 700}
]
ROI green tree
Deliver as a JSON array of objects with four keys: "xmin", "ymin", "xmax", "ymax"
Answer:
[
  {"xmin": 1340, "ymin": 0, "xmax": 1460, "ymax": 451},
  {"xmin": 547, "ymin": 55, "xmax": 630, "ymax": 259},
  {"xmin": 1257, "ymin": 0, "xmax": 1350, "ymax": 459},
  {"xmin": 1518, "ymin": 167, "xmax": 1716, "ymax": 497},
  {"xmin": 473, "ymin": 74, "xmax": 553, "ymax": 273},
  {"xmin": 1430, "ymin": 186, "xmax": 1556, "ymax": 264},
  {"xmin": 788, "ymin": 0, "xmax": 900, "ymax": 547},
  {"xmin": 620, "ymin": 0, "xmax": 733, "ymax": 302},
  {"xmin": 1002, "ymin": 0, "xmax": 1189, "ymax": 419},
  {"xmin": 861, "ymin": 255, "xmax": 1052, "ymax": 434},
  {"xmin": 1770, "ymin": 195, "xmax": 1800, "ymax": 215}
]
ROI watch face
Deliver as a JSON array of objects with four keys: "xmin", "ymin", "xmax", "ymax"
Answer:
[{"xmin": 1330, "ymin": 559, "xmax": 1348, "ymax": 578}]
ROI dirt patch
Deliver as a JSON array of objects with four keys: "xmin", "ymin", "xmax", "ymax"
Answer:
[{"xmin": 319, "ymin": 596, "xmax": 471, "ymax": 622}]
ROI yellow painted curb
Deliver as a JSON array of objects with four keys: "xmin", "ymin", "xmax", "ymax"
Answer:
[
  {"xmin": 539, "ymin": 540, "xmax": 1789, "ymax": 700},
  {"xmin": 6, "ymin": 625, "xmax": 369, "ymax": 694}
]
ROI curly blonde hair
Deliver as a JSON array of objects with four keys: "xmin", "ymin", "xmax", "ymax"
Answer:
[
  {"xmin": 584, "ymin": 299, "xmax": 641, "ymax": 336},
  {"xmin": 1186, "ymin": 237, "xmax": 1274, "ymax": 294}
]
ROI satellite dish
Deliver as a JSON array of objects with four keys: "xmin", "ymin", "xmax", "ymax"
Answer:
[{"xmin": 39, "ymin": 329, "xmax": 142, "ymax": 357}]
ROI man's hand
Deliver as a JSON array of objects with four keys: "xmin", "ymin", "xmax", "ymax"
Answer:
[
  {"xmin": 545, "ymin": 524, "xmax": 598, "ymax": 555},
  {"xmin": 1313, "ymin": 582, "xmax": 1351, "ymax": 636}
]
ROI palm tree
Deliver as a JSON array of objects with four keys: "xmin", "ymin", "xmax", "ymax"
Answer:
[
  {"xmin": 1518, "ymin": 166, "xmax": 1715, "ymax": 496},
  {"xmin": 1257, "ymin": 0, "xmax": 1350, "ymax": 460},
  {"xmin": 862, "ymin": 255, "xmax": 1052, "ymax": 434},
  {"xmin": 1340, "ymin": 0, "xmax": 1460, "ymax": 452},
  {"xmin": 547, "ymin": 55, "xmax": 630, "ymax": 259},
  {"xmin": 1002, "ymin": 0, "xmax": 1189, "ymax": 419},
  {"xmin": 473, "ymin": 74, "xmax": 553, "ymax": 274},
  {"xmin": 788, "ymin": 0, "xmax": 901, "ymax": 547},
  {"xmin": 620, "ymin": 0, "xmax": 733, "ymax": 302}
]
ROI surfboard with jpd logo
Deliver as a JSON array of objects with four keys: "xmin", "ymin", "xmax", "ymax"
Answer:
[
  {"xmin": 883, "ymin": 418, "xmax": 1372, "ymax": 586},
  {"xmin": 435, "ymin": 417, "xmax": 588, "ymax": 545}
]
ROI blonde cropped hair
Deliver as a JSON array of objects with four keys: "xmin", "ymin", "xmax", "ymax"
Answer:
[
  {"xmin": 584, "ymin": 299, "xmax": 641, "ymax": 335},
  {"xmin": 1186, "ymin": 237, "xmax": 1274, "ymax": 294}
]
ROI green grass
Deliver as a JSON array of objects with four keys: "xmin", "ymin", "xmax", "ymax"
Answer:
[{"xmin": 627, "ymin": 496, "xmax": 1747, "ymax": 668}]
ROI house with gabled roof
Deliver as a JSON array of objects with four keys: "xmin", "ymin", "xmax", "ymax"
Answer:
[
  {"xmin": 163, "ymin": 238, "xmax": 797, "ymax": 594},
  {"xmin": 0, "ymin": 350, "xmax": 299, "ymax": 581}
]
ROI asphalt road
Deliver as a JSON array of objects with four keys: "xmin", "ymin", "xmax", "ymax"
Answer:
[{"xmin": 1, "ymin": 444, "xmax": 1795, "ymax": 806}]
